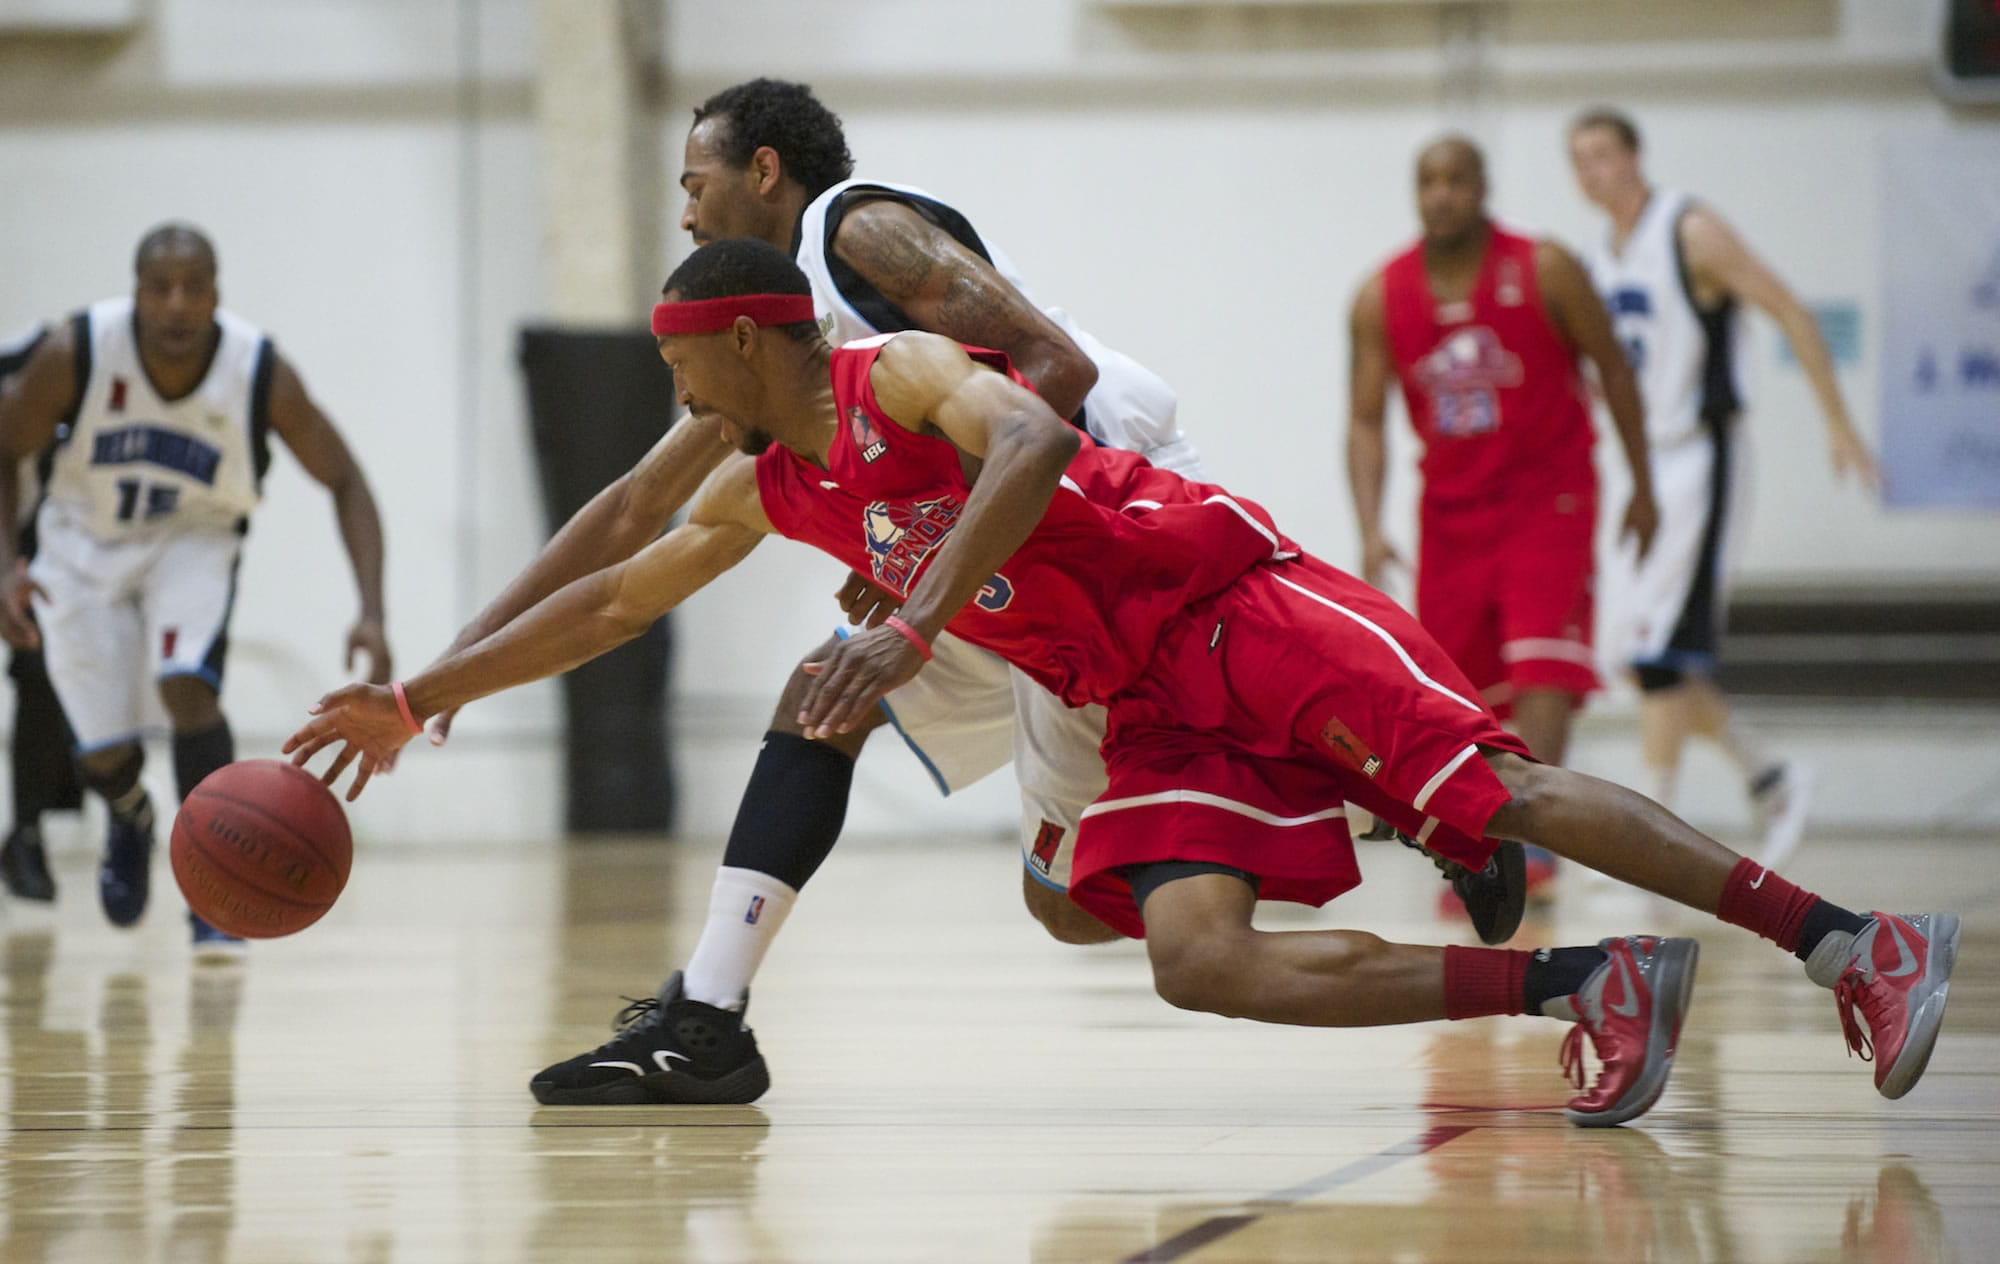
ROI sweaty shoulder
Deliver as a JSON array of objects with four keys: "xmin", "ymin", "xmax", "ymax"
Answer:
[{"xmin": 866, "ymin": 331, "xmax": 975, "ymax": 432}]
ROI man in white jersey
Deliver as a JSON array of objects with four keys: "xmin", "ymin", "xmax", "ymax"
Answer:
[
  {"xmin": 0, "ymin": 224, "xmax": 392, "ymax": 950},
  {"xmin": 397, "ymin": 79, "xmax": 1513, "ymax": 1106},
  {"xmin": 1567, "ymin": 109, "xmax": 1880, "ymax": 867}
]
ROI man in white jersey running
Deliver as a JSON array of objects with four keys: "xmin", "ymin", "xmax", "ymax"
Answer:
[
  {"xmin": 398, "ymin": 79, "xmax": 1517, "ymax": 1106},
  {"xmin": 1567, "ymin": 109, "xmax": 1880, "ymax": 869},
  {"xmin": 0, "ymin": 223, "xmax": 392, "ymax": 951}
]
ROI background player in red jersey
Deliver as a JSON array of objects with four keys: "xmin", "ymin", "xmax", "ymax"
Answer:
[
  {"xmin": 1349, "ymin": 135, "xmax": 1657, "ymax": 897},
  {"xmin": 285, "ymin": 241, "xmax": 1956, "ymax": 1129}
]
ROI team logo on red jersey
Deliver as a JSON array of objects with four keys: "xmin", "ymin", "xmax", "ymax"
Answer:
[
  {"xmin": 1415, "ymin": 326, "xmax": 1523, "ymax": 436},
  {"xmin": 1028, "ymin": 820, "xmax": 1065, "ymax": 876},
  {"xmin": 863, "ymin": 496, "xmax": 961, "ymax": 590},
  {"xmin": 849, "ymin": 405, "xmax": 889, "ymax": 463}
]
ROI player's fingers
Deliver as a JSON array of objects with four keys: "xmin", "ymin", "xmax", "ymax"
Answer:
[
  {"xmin": 801, "ymin": 650, "xmax": 858, "ymax": 737},
  {"xmin": 836, "ymin": 573, "xmax": 870, "ymax": 620},
  {"xmin": 348, "ymin": 756, "xmax": 377, "ymax": 802},
  {"xmin": 862, "ymin": 594, "xmax": 895, "ymax": 629},
  {"xmin": 23, "ymin": 579, "xmax": 48, "ymax": 605},
  {"xmin": 426, "ymin": 708, "xmax": 454, "ymax": 747},
  {"xmin": 322, "ymin": 743, "xmax": 361, "ymax": 788}
]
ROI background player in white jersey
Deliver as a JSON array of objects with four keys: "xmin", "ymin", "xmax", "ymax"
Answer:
[
  {"xmin": 1567, "ymin": 109, "xmax": 1880, "ymax": 867},
  {"xmin": 0, "ymin": 224, "xmax": 392, "ymax": 949},
  {"xmin": 0, "ymin": 322, "xmax": 85, "ymax": 904},
  {"xmin": 407, "ymin": 78, "xmax": 1512, "ymax": 1105}
]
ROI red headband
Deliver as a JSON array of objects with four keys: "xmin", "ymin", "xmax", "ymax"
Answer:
[{"xmin": 651, "ymin": 294, "xmax": 816, "ymax": 336}]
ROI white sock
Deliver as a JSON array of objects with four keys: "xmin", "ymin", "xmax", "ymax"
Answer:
[{"xmin": 681, "ymin": 866, "xmax": 799, "ymax": 1009}]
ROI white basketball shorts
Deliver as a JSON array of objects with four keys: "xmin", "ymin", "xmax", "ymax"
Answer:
[
  {"xmin": 841, "ymin": 626, "xmax": 1105, "ymax": 890},
  {"xmin": 29, "ymin": 504, "xmax": 242, "ymax": 750}
]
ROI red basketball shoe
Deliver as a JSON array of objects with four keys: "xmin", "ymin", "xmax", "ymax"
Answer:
[
  {"xmin": 1822, "ymin": 912, "xmax": 1960, "ymax": 1100},
  {"xmin": 1557, "ymin": 935, "xmax": 1700, "ymax": 1128}
]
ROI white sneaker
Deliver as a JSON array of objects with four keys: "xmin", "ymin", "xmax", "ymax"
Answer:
[{"xmin": 1752, "ymin": 760, "xmax": 1814, "ymax": 870}]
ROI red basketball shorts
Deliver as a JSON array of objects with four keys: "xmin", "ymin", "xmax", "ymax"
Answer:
[
  {"xmin": 1068, "ymin": 555, "xmax": 1531, "ymax": 938},
  {"xmin": 1415, "ymin": 488, "xmax": 1598, "ymax": 716}
]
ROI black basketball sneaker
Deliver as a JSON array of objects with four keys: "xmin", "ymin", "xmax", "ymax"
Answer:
[
  {"xmin": 530, "ymin": 971, "xmax": 771, "ymax": 1106},
  {"xmin": 1364, "ymin": 818, "xmax": 1524, "ymax": 946},
  {"xmin": 0, "ymin": 824, "xmax": 55, "ymax": 902}
]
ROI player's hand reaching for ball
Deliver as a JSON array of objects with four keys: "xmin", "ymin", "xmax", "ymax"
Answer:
[
  {"xmin": 283, "ymin": 683, "xmax": 416, "ymax": 801},
  {"xmin": 0, "ymin": 558, "xmax": 47, "ymax": 651},
  {"xmin": 797, "ymin": 623, "xmax": 927, "ymax": 739}
]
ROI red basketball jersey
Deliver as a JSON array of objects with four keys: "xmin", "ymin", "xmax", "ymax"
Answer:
[
  {"xmin": 755, "ymin": 338, "xmax": 1292, "ymax": 706},
  {"xmin": 1381, "ymin": 224, "xmax": 1595, "ymax": 507}
]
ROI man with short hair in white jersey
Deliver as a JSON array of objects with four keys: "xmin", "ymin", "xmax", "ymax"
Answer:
[
  {"xmin": 1567, "ymin": 108, "xmax": 1880, "ymax": 867},
  {"xmin": 0, "ymin": 223, "xmax": 392, "ymax": 951},
  {"xmin": 407, "ymin": 78, "xmax": 1512, "ymax": 1106}
]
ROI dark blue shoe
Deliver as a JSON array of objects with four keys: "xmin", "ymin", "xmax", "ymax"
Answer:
[
  {"xmin": 99, "ymin": 800, "xmax": 154, "ymax": 927},
  {"xmin": 190, "ymin": 913, "xmax": 247, "ymax": 960}
]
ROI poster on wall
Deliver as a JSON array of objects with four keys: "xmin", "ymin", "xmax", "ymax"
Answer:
[{"xmin": 1880, "ymin": 137, "xmax": 2000, "ymax": 509}]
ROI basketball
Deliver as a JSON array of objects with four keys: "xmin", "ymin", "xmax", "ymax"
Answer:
[{"xmin": 170, "ymin": 759, "xmax": 353, "ymax": 939}]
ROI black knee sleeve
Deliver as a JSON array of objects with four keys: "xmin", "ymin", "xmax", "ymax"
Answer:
[
  {"xmin": 9, "ymin": 649, "xmax": 82, "ymax": 820},
  {"xmin": 173, "ymin": 720, "xmax": 235, "ymax": 801},
  {"xmin": 1633, "ymin": 664, "xmax": 1686, "ymax": 693},
  {"xmin": 720, "ymin": 732, "xmax": 855, "ymax": 890}
]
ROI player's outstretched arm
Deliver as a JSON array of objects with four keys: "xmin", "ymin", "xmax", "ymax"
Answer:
[
  {"xmin": 1345, "ymin": 272, "xmax": 1404, "ymax": 590},
  {"xmin": 0, "ymin": 325, "xmax": 77, "ymax": 648},
  {"xmin": 285, "ymin": 451, "xmax": 773, "ymax": 799},
  {"xmin": 1679, "ymin": 205, "xmax": 1880, "ymax": 490},
  {"xmin": 797, "ymin": 333, "xmax": 1079, "ymax": 739},
  {"xmin": 833, "ymin": 198, "xmax": 1099, "ymax": 420},
  {"xmin": 266, "ymin": 354, "xmax": 394, "ymax": 682},
  {"xmin": 420, "ymin": 411, "xmax": 730, "ymax": 744},
  {"xmin": 1537, "ymin": 239, "xmax": 1659, "ymax": 557}
]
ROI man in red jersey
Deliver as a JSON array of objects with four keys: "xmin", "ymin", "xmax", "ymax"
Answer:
[
  {"xmin": 286, "ymin": 240, "xmax": 1956, "ymax": 1129},
  {"xmin": 1349, "ymin": 136, "xmax": 1655, "ymax": 767},
  {"xmin": 1349, "ymin": 135, "xmax": 1657, "ymax": 900}
]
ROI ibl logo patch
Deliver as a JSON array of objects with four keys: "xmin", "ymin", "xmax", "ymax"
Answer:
[
  {"xmin": 743, "ymin": 895, "xmax": 765, "ymax": 925},
  {"xmin": 1318, "ymin": 714, "xmax": 1380, "ymax": 778},
  {"xmin": 849, "ymin": 405, "xmax": 888, "ymax": 463},
  {"xmin": 161, "ymin": 627, "xmax": 179, "ymax": 658},
  {"xmin": 1028, "ymin": 820, "xmax": 1065, "ymax": 876},
  {"xmin": 110, "ymin": 377, "xmax": 128, "ymax": 411}
]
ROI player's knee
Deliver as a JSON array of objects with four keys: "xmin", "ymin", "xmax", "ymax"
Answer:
[
  {"xmin": 767, "ymin": 637, "xmax": 887, "ymax": 756},
  {"xmin": 158, "ymin": 674, "xmax": 222, "ymax": 732},
  {"xmin": 1146, "ymin": 931, "xmax": 1254, "ymax": 1016},
  {"xmin": 77, "ymin": 743, "xmax": 142, "ymax": 794},
  {"xmin": 1022, "ymin": 875, "xmax": 1121, "ymax": 945}
]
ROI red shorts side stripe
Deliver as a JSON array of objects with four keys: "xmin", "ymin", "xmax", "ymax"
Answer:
[
  {"xmin": 1266, "ymin": 570, "xmax": 1482, "ymax": 714},
  {"xmin": 1081, "ymin": 788, "xmax": 1351, "ymax": 829},
  {"xmin": 1411, "ymin": 743, "xmax": 1481, "ymax": 813}
]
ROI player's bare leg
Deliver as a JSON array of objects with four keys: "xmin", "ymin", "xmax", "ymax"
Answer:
[
  {"xmin": 1135, "ymin": 867, "xmax": 1695, "ymax": 1126},
  {"xmin": 1508, "ymin": 686, "xmax": 1578, "ymax": 765},
  {"xmin": 1022, "ymin": 872, "xmax": 1121, "ymax": 945}
]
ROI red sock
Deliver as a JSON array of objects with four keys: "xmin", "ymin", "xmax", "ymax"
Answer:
[
  {"xmin": 1442, "ymin": 945, "xmax": 1529, "ymax": 1019},
  {"xmin": 1715, "ymin": 858, "xmax": 1818, "ymax": 952}
]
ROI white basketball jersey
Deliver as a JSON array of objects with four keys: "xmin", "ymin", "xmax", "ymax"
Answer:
[
  {"xmin": 795, "ymin": 178, "xmax": 1201, "ymax": 476},
  {"xmin": 1588, "ymin": 190, "xmax": 1746, "ymax": 448},
  {"xmin": 43, "ymin": 297, "xmax": 269, "ymax": 540}
]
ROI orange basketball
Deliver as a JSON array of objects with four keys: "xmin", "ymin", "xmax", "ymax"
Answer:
[{"xmin": 171, "ymin": 759, "xmax": 353, "ymax": 938}]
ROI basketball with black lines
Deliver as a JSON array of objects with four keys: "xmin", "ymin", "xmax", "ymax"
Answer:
[{"xmin": 171, "ymin": 759, "xmax": 353, "ymax": 938}]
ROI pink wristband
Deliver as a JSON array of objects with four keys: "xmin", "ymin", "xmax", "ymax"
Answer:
[
  {"xmin": 883, "ymin": 615, "xmax": 932, "ymax": 662},
  {"xmin": 391, "ymin": 681, "xmax": 424, "ymax": 736}
]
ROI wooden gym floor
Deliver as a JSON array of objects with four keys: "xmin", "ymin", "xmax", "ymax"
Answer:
[{"xmin": 1, "ymin": 830, "xmax": 1994, "ymax": 1263}]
